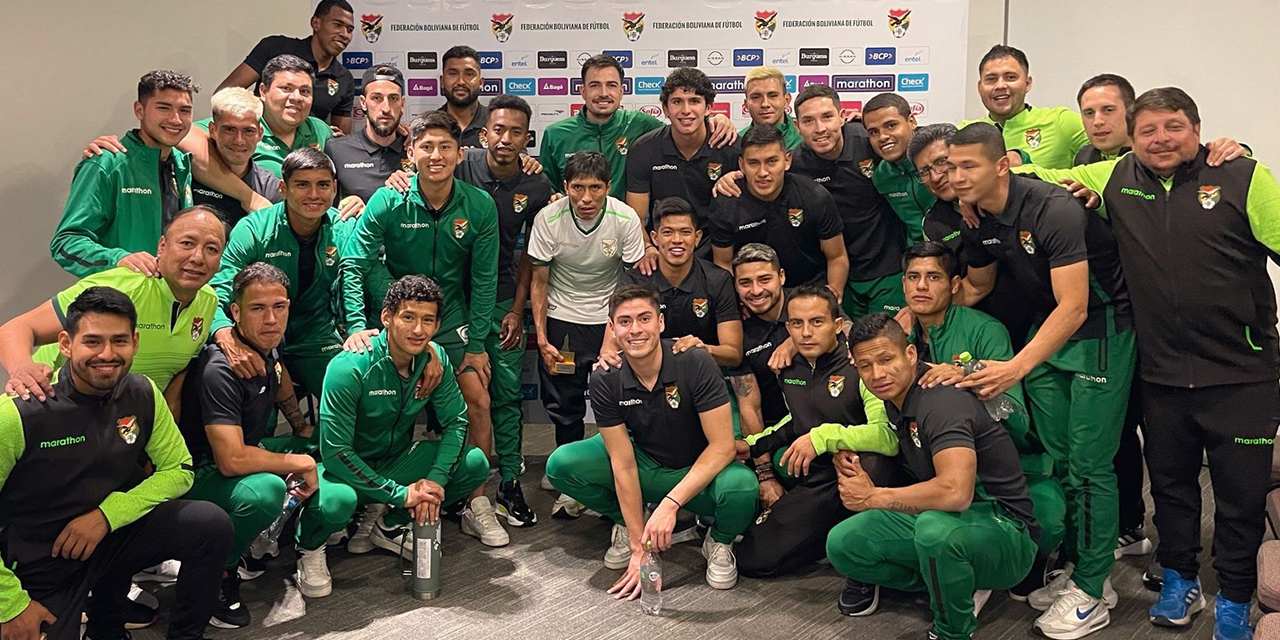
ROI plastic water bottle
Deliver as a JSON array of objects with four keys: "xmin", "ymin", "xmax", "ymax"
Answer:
[
  {"xmin": 410, "ymin": 519, "xmax": 442, "ymax": 600},
  {"xmin": 640, "ymin": 541, "xmax": 662, "ymax": 615},
  {"xmin": 258, "ymin": 494, "xmax": 301, "ymax": 545},
  {"xmin": 956, "ymin": 352, "xmax": 1017, "ymax": 421}
]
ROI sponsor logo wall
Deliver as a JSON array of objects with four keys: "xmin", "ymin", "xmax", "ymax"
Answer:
[{"xmin": 337, "ymin": 1, "xmax": 968, "ymax": 155}]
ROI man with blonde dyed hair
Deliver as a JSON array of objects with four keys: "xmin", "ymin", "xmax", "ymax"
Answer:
[
  {"xmin": 741, "ymin": 66, "xmax": 801, "ymax": 149},
  {"xmin": 191, "ymin": 88, "xmax": 282, "ymax": 225}
]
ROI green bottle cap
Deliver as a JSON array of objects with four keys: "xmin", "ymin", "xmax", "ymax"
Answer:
[{"xmin": 958, "ymin": 351, "xmax": 973, "ymax": 363}]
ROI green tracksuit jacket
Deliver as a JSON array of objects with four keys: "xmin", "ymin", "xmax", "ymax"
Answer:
[
  {"xmin": 341, "ymin": 177, "xmax": 499, "ymax": 354},
  {"xmin": 50, "ymin": 130, "xmax": 193, "ymax": 277},
  {"xmin": 318, "ymin": 333, "xmax": 468, "ymax": 506},
  {"xmin": 969, "ymin": 105, "xmax": 1089, "ymax": 170},
  {"xmin": 872, "ymin": 155, "xmax": 936, "ymax": 245},
  {"xmin": 540, "ymin": 109, "xmax": 664, "ymax": 199},
  {"xmin": 738, "ymin": 113, "xmax": 803, "ymax": 150},
  {"xmin": 209, "ymin": 203, "xmax": 355, "ymax": 355}
]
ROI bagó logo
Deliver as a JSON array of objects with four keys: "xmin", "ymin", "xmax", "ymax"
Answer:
[
  {"xmin": 492, "ymin": 13, "xmax": 514, "ymax": 42},
  {"xmin": 361, "ymin": 14, "xmax": 383, "ymax": 43},
  {"xmin": 622, "ymin": 12, "xmax": 645, "ymax": 41},
  {"xmin": 888, "ymin": 8, "xmax": 911, "ymax": 38},
  {"xmin": 755, "ymin": 10, "xmax": 778, "ymax": 40}
]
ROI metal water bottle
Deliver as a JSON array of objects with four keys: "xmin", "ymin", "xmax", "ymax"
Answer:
[{"xmin": 411, "ymin": 518, "xmax": 442, "ymax": 600}]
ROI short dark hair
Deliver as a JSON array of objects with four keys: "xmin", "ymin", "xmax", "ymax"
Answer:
[
  {"xmin": 383, "ymin": 275, "xmax": 445, "ymax": 316},
  {"xmin": 1077, "ymin": 73, "xmax": 1136, "ymax": 111},
  {"xmin": 979, "ymin": 44, "xmax": 1029, "ymax": 75},
  {"xmin": 409, "ymin": 111, "xmax": 462, "ymax": 145},
  {"xmin": 788, "ymin": 283, "xmax": 840, "ymax": 321},
  {"xmin": 651, "ymin": 197, "xmax": 697, "ymax": 230},
  {"xmin": 740, "ymin": 124, "xmax": 786, "ymax": 154},
  {"xmin": 581, "ymin": 54, "xmax": 625, "ymax": 82},
  {"xmin": 863, "ymin": 92, "xmax": 911, "ymax": 119},
  {"xmin": 1129, "ymin": 87, "xmax": 1201, "ymax": 135},
  {"xmin": 282, "ymin": 147, "xmax": 336, "ymax": 182},
  {"xmin": 563, "ymin": 151, "xmax": 611, "ymax": 185},
  {"xmin": 161, "ymin": 205, "xmax": 225, "ymax": 239},
  {"xmin": 907, "ymin": 123, "xmax": 958, "ymax": 165},
  {"xmin": 950, "ymin": 122, "xmax": 1007, "ymax": 162},
  {"xmin": 262, "ymin": 54, "xmax": 315, "ymax": 90},
  {"xmin": 442, "ymin": 45, "xmax": 480, "ymax": 68},
  {"xmin": 902, "ymin": 242, "xmax": 959, "ymax": 280},
  {"xmin": 313, "ymin": 0, "xmax": 353, "ymax": 19},
  {"xmin": 65, "ymin": 287, "xmax": 137, "ymax": 336},
  {"xmin": 849, "ymin": 312, "xmax": 908, "ymax": 350},
  {"xmin": 609, "ymin": 284, "xmax": 661, "ymax": 317},
  {"xmin": 137, "ymin": 70, "xmax": 199, "ymax": 103},
  {"xmin": 731, "ymin": 242, "xmax": 781, "ymax": 272},
  {"xmin": 661, "ymin": 67, "xmax": 716, "ymax": 106},
  {"xmin": 793, "ymin": 83, "xmax": 840, "ymax": 115},
  {"xmin": 487, "ymin": 94, "xmax": 533, "ymax": 127},
  {"xmin": 233, "ymin": 262, "xmax": 291, "ymax": 303}
]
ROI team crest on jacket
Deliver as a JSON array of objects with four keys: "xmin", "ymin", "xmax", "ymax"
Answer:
[
  {"xmin": 513, "ymin": 193, "xmax": 528, "ymax": 213},
  {"xmin": 858, "ymin": 158, "xmax": 875, "ymax": 178},
  {"xmin": 360, "ymin": 14, "xmax": 383, "ymax": 43},
  {"xmin": 1019, "ymin": 231, "xmax": 1035, "ymax": 255},
  {"xmin": 615, "ymin": 136, "xmax": 629, "ymax": 155},
  {"xmin": 453, "ymin": 218, "xmax": 469, "ymax": 239},
  {"xmin": 327, "ymin": 78, "xmax": 339, "ymax": 96},
  {"xmin": 707, "ymin": 162, "xmax": 723, "ymax": 181},
  {"xmin": 1198, "ymin": 185, "xmax": 1221, "ymax": 210},
  {"xmin": 692, "ymin": 298, "xmax": 709, "ymax": 318},
  {"xmin": 491, "ymin": 13, "xmax": 514, "ymax": 42},
  {"xmin": 324, "ymin": 245, "xmax": 338, "ymax": 266},
  {"xmin": 191, "ymin": 317, "xmax": 204, "ymax": 341},
  {"xmin": 275, "ymin": 361, "xmax": 283, "ymax": 384},
  {"xmin": 601, "ymin": 237, "xmax": 618, "ymax": 257},
  {"xmin": 754, "ymin": 10, "xmax": 778, "ymax": 40},
  {"xmin": 117, "ymin": 415, "xmax": 139, "ymax": 445},
  {"xmin": 828, "ymin": 375, "xmax": 845, "ymax": 397},
  {"xmin": 665, "ymin": 385, "xmax": 681, "ymax": 409},
  {"xmin": 888, "ymin": 8, "xmax": 911, "ymax": 38},
  {"xmin": 1025, "ymin": 128, "xmax": 1042, "ymax": 149},
  {"xmin": 787, "ymin": 208, "xmax": 804, "ymax": 227},
  {"xmin": 622, "ymin": 12, "xmax": 645, "ymax": 41},
  {"xmin": 908, "ymin": 421, "xmax": 921, "ymax": 448}
]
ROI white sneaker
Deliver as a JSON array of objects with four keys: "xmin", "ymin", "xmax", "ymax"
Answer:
[
  {"xmin": 348, "ymin": 504, "xmax": 388, "ymax": 554},
  {"xmin": 1029, "ymin": 566, "xmax": 1117, "ymax": 612},
  {"xmin": 325, "ymin": 528, "xmax": 349, "ymax": 547},
  {"xmin": 551, "ymin": 493, "xmax": 583, "ymax": 519},
  {"xmin": 604, "ymin": 524, "xmax": 631, "ymax": 570},
  {"xmin": 133, "ymin": 560, "xmax": 180, "ymax": 584},
  {"xmin": 973, "ymin": 589, "xmax": 992, "ymax": 618},
  {"xmin": 461, "ymin": 497, "xmax": 510, "ymax": 547},
  {"xmin": 368, "ymin": 516, "xmax": 413, "ymax": 560},
  {"xmin": 128, "ymin": 582, "xmax": 159, "ymax": 609},
  {"xmin": 295, "ymin": 546, "xmax": 332, "ymax": 598},
  {"xmin": 540, "ymin": 473, "xmax": 555, "ymax": 491},
  {"xmin": 1034, "ymin": 579, "xmax": 1111, "ymax": 639},
  {"xmin": 701, "ymin": 536, "xmax": 738, "ymax": 590}
]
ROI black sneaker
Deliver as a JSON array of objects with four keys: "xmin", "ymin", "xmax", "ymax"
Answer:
[
  {"xmin": 237, "ymin": 555, "xmax": 267, "ymax": 581},
  {"xmin": 837, "ymin": 578, "xmax": 879, "ymax": 616},
  {"xmin": 1009, "ymin": 554, "xmax": 1049, "ymax": 601},
  {"xmin": 496, "ymin": 479, "xmax": 538, "ymax": 527},
  {"xmin": 123, "ymin": 599, "xmax": 157, "ymax": 630},
  {"xmin": 1115, "ymin": 524, "xmax": 1154, "ymax": 558},
  {"xmin": 209, "ymin": 571, "xmax": 251, "ymax": 629},
  {"xmin": 1143, "ymin": 559, "xmax": 1165, "ymax": 592}
]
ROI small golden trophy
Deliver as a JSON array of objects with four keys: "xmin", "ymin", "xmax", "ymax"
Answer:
[{"xmin": 553, "ymin": 336, "xmax": 576, "ymax": 375}]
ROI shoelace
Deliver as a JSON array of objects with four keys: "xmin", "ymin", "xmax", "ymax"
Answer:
[
  {"xmin": 1155, "ymin": 577, "xmax": 1196, "ymax": 611},
  {"xmin": 1217, "ymin": 599, "xmax": 1250, "ymax": 627}
]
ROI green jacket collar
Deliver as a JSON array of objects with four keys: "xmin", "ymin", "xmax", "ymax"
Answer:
[{"xmin": 406, "ymin": 175, "xmax": 460, "ymax": 213}]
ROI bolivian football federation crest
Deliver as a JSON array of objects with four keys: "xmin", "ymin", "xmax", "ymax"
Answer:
[
  {"xmin": 327, "ymin": 78, "xmax": 339, "ymax": 96},
  {"xmin": 707, "ymin": 162, "xmax": 723, "ymax": 181},
  {"xmin": 453, "ymin": 219, "xmax": 469, "ymax": 239},
  {"xmin": 909, "ymin": 421, "xmax": 922, "ymax": 447},
  {"xmin": 1198, "ymin": 185, "xmax": 1221, "ymax": 210},
  {"xmin": 513, "ymin": 193, "xmax": 528, "ymax": 213},
  {"xmin": 859, "ymin": 158, "xmax": 875, "ymax": 178},
  {"xmin": 622, "ymin": 12, "xmax": 645, "ymax": 41},
  {"xmin": 275, "ymin": 361, "xmax": 283, "ymax": 384},
  {"xmin": 665, "ymin": 385, "xmax": 681, "ymax": 409},
  {"xmin": 787, "ymin": 208, "xmax": 804, "ymax": 227},
  {"xmin": 1025, "ymin": 128, "xmax": 1042, "ymax": 149},
  {"xmin": 191, "ymin": 317, "xmax": 204, "ymax": 341},
  {"xmin": 692, "ymin": 298, "xmax": 709, "ymax": 318},
  {"xmin": 118, "ymin": 415, "xmax": 139, "ymax": 445},
  {"xmin": 361, "ymin": 14, "xmax": 383, "ymax": 43},
  {"xmin": 755, "ymin": 10, "xmax": 778, "ymax": 40},
  {"xmin": 324, "ymin": 245, "xmax": 338, "ymax": 266},
  {"xmin": 615, "ymin": 136, "xmax": 629, "ymax": 156},
  {"xmin": 601, "ymin": 237, "xmax": 618, "ymax": 257},
  {"xmin": 888, "ymin": 8, "xmax": 911, "ymax": 38},
  {"xmin": 1019, "ymin": 231, "xmax": 1035, "ymax": 255},
  {"xmin": 491, "ymin": 13, "xmax": 514, "ymax": 42},
  {"xmin": 828, "ymin": 375, "xmax": 845, "ymax": 398}
]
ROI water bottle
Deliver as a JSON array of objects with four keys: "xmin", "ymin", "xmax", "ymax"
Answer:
[
  {"xmin": 410, "ymin": 519, "xmax": 442, "ymax": 600},
  {"xmin": 258, "ymin": 487, "xmax": 302, "ymax": 546},
  {"xmin": 640, "ymin": 541, "xmax": 662, "ymax": 615},
  {"xmin": 956, "ymin": 352, "xmax": 1017, "ymax": 421}
]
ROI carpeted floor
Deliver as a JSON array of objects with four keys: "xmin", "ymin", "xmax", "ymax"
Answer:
[{"xmin": 130, "ymin": 422, "xmax": 1229, "ymax": 640}]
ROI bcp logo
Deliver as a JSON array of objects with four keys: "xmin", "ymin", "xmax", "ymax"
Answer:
[
  {"xmin": 480, "ymin": 79, "xmax": 502, "ymax": 96},
  {"xmin": 865, "ymin": 47, "xmax": 896, "ymax": 65},
  {"xmin": 832, "ymin": 75, "xmax": 895, "ymax": 92},
  {"xmin": 343, "ymin": 52, "xmax": 373, "ymax": 70},
  {"xmin": 407, "ymin": 51, "xmax": 437, "ymax": 69},
  {"xmin": 505, "ymin": 78, "xmax": 537, "ymax": 96},
  {"xmin": 709, "ymin": 76, "xmax": 746, "ymax": 94},
  {"xmin": 754, "ymin": 10, "xmax": 778, "ymax": 40},
  {"xmin": 897, "ymin": 73, "xmax": 929, "ymax": 92},
  {"xmin": 635, "ymin": 77, "xmax": 665, "ymax": 95},
  {"xmin": 407, "ymin": 78, "xmax": 439, "ymax": 96},
  {"xmin": 734, "ymin": 49, "xmax": 764, "ymax": 67},
  {"xmin": 639, "ymin": 104, "xmax": 663, "ymax": 117},
  {"xmin": 538, "ymin": 51, "xmax": 568, "ymax": 69},
  {"xmin": 797, "ymin": 75, "xmax": 830, "ymax": 89},
  {"xmin": 603, "ymin": 50, "xmax": 633, "ymax": 68},
  {"xmin": 623, "ymin": 12, "xmax": 645, "ymax": 41},
  {"xmin": 539, "ymin": 78, "xmax": 569, "ymax": 95},
  {"xmin": 668, "ymin": 50, "xmax": 698, "ymax": 67},
  {"xmin": 710, "ymin": 102, "xmax": 732, "ymax": 117},
  {"xmin": 799, "ymin": 48, "xmax": 830, "ymax": 66},
  {"xmin": 477, "ymin": 51, "xmax": 503, "ymax": 70},
  {"xmin": 492, "ymin": 13, "xmax": 515, "ymax": 42},
  {"xmin": 840, "ymin": 101, "xmax": 863, "ymax": 120}
]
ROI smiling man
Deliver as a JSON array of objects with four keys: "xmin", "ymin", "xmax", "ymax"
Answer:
[
  {"xmin": 190, "ymin": 88, "xmax": 282, "ymax": 226},
  {"xmin": 971, "ymin": 45, "xmax": 1088, "ymax": 169},
  {"xmin": 862, "ymin": 92, "xmax": 935, "ymax": 244}
]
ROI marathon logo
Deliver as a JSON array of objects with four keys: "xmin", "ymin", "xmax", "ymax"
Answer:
[
  {"xmin": 1120, "ymin": 187, "xmax": 1156, "ymax": 201},
  {"xmin": 832, "ymin": 74, "xmax": 895, "ymax": 92},
  {"xmin": 505, "ymin": 78, "xmax": 537, "ymax": 96},
  {"xmin": 667, "ymin": 50, "xmax": 698, "ymax": 67},
  {"xmin": 401, "ymin": 222, "xmax": 432, "ymax": 229},
  {"xmin": 619, "ymin": 398, "xmax": 644, "ymax": 406},
  {"xmin": 120, "ymin": 187, "xmax": 153, "ymax": 195},
  {"xmin": 1075, "ymin": 373, "xmax": 1109, "ymax": 384},
  {"xmin": 744, "ymin": 341, "xmax": 772, "ymax": 356},
  {"xmin": 737, "ymin": 220, "xmax": 766, "ymax": 231},
  {"xmin": 344, "ymin": 162, "xmax": 376, "ymax": 169},
  {"xmin": 538, "ymin": 51, "xmax": 568, "ymax": 69},
  {"xmin": 603, "ymin": 50, "xmax": 633, "ymax": 68},
  {"xmin": 408, "ymin": 51, "xmax": 438, "ymax": 69},
  {"xmin": 480, "ymin": 79, "xmax": 502, "ymax": 96},
  {"xmin": 734, "ymin": 48, "xmax": 763, "ymax": 66},
  {"xmin": 39, "ymin": 435, "xmax": 86, "ymax": 449},
  {"xmin": 652, "ymin": 164, "xmax": 679, "ymax": 171},
  {"xmin": 368, "ymin": 389, "xmax": 397, "ymax": 396},
  {"xmin": 799, "ymin": 48, "xmax": 830, "ymax": 66},
  {"xmin": 708, "ymin": 76, "xmax": 745, "ymax": 94},
  {"xmin": 193, "ymin": 187, "xmax": 222, "ymax": 199},
  {"xmin": 477, "ymin": 51, "xmax": 503, "ymax": 69},
  {"xmin": 865, "ymin": 47, "xmax": 896, "ymax": 65},
  {"xmin": 264, "ymin": 250, "xmax": 292, "ymax": 258}
]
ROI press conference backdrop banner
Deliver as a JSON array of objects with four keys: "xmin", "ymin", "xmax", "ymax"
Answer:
[{"xmin": 331, "ymin": 0, "xmax": 969, "ymax": 155}]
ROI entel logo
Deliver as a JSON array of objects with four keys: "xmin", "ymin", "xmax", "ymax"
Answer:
[
  {"xmin": 832, "ymin": 74, "xmax": 895, "ymax": 92},
  {"xmin": 899, "ymin": 47, "xmax": 930, "ymax": 64},
  {"xmin": 507, "ymin": 52, "xmax": 533, "ymax": 68},
  {"xmin": 477, "ymin": 51, "xmax": 503, "ymax": 69},
  {"xmin": 734, "ymin": 48, "xmax": 763, "ymax": 66},
  {"xmin": 505, "ymin": 78, "xmax": 537, "ymax": 95},
  {"xmin": 539, "ymin": 78, "xmax": 569, "ymax": 95},
  {"xmin": 480, "ymin": 79, "xmax": 502, "ymax": 96},
  {"xmin": 603, "ymin": 50, "xmax": 633, "ymax": 68},
  {"xmin": 898, "ymin": 73, "xmax": 929, "ymax": 92},
  {"xmin": 766, "ymin": 49, "xmax": 794, "ymax": 66},
  {"xmin": 637, "ymin": 50, "xmax": 663, "ymax": 67},
  {"xmin": 639, "ymin": 104, "xmax": 663, "ymax": 117},
  {"xmin": 407, "ymin": 78, "xmax": 438, "ymax": 96},
  {"xmin": 635, "ymin": 77, "xmax": 664, "ymax": 95},
  {"xmin": 865, "ymin": 47, "xmax": 896, "ymax": 65},
  {"xmin": 343, "ymin": 52, "xmax": 373, "ymax": 69},
  {"xmin": 709, "ymin": 76, "xmax": 746, "ymax": 94}
]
